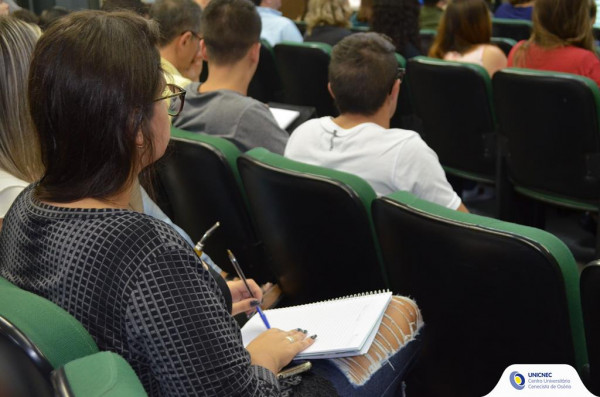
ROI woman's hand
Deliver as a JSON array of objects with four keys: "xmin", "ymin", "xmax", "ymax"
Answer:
[
  {"xmin": 247, "ymin": 328, "xmax": 316, "ymax": 374},
  {"xmin": 228, "ymin": 279, "xmax": 263, "ymax": 316}
]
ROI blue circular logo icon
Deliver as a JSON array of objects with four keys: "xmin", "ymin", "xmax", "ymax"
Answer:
[{"xmin": 510, "ymin": 371, "xmax": 525, "ymax": 390}]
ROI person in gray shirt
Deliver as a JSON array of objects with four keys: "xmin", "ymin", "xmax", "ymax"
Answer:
[{"xmin": 172, "ymin": 0, "xmax": 288, "ymax": 154}]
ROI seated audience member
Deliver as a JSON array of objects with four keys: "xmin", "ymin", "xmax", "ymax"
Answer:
[
  {"xmin": 429, "ymin": 0, "xmax": 507, "ymax": 77},
  {"xmin": 251, "ymin": 0, "xmax": 302, "ymax": 45},
  {"xmin": 11, "ymin": 9, "xmax": 39, "ymax": 24},
  {"xmin": 371, "ymin": 0, "xmax": 422, "ymax": 59},
  {"xmin": 350, "ymin": 0, "xmax": 372, "ymax": 27},
  {"xmin": 494, "ymin": 0, "xmax": 534, "ymax": 20},
  {"xmin": 285, "ymin": 33, "xmax": 468, "ymax": 212},
  {"xmin": 150, "ymin": 0, "xmax": 202, "ymax": 86},
  {"xmin": 173, "ymin": 0, "xmax": 288, "ymax": 154},
  {"xmin": 508, "ymin": 0, "xmax": 600, "ymax": 87},
  {"xmin": 0, "ymin": 10, "xmax": 422, "ymax": 396},
  {"xmin": 419, "ymin": 0, "xmax": 447, "ymax": 29},
  {"xmin": 0, "ymin": 0, "xmax": 19, "ymax": 14},
  {"xmin": 304, "ymin": 0, "xmax": 353, "ymax": 46},
  {"xmin": 101, "ymin": 0, "xmax": 150, "ymax": 16},
  {"xmin": 0, "ymin": 16, "xmax": 43, "ymax": 225},
  {"xmin": 39, "ymin": 6, "xmax": 70, "ymax": 29}
]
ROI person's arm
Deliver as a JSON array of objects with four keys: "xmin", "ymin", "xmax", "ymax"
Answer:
[
  {"xmin": 482, "ymin": 45, "xmax": 508, "ymax": 77},
  {"xmin": 126, "ymin": 247, "xmax": 287, "ymax": 396},
  {"xmin": 235, "ymin": 101, "xmax": 289, "ymax": 154}
]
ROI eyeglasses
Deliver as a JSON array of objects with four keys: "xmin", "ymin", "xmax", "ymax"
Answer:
[
  {"xmin": 186, "ymin": 30, "xmax": 202, "ymax": 41},
  {"xmin": 154, "ymin": 83, "xmax": 186, "ymax": 117}
]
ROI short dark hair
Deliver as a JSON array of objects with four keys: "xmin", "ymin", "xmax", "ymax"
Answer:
[
  {"xmin": 150, "ymin": 0, "xmax": 202, "ymax": 47},
  {"xmin": 329, "ymin": 33, "xmax": 398, "ymax": 115},
  {"xmin": 201, "ymin": 0, "xmax": 261, "ymax": 65},
  {"xmin": 250, "ymin": 0, "xmax": 261, "ymax": 5},
  {"xmin": 102, "ymin": 0, "xmax": 150, "ymax": 16},
  {"xmin": 29, "ymin": 11, "xmax": 162, "ymax": 202},
  {"xmin": 39, "ymin": 6, "xmax": 70, "ymax": 30}
]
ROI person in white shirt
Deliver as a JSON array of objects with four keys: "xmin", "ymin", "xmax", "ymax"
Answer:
[
  {"xmin": 250, "ymin": 0, "xmax": 302, "ymax": 45},
  {"xmin": 285, "ymin": 32, "xmax": 468, "ymax": 212}
]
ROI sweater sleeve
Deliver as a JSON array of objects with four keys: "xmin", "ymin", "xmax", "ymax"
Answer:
[
  {"xmin": 124, "ymin": 245, "xmax": 280, "ymax": 396},
  {"xmin": 235, "ymin": 101, "xmax": 289, "ymax": 154}
]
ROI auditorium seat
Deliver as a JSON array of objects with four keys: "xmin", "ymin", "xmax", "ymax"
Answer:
[
  {"xmin": 492, "ymin": 18, "xmax": 532, "ymax": 41},
  {"xmin": 237, "ymin": 148, "xmax": 388, "ymax": 306},
  {"xmin": 248, "ymin": 39, "xmax": 284, "ymax": 103},
  {"xmin": 418, "ymin": 28, "xmax": 436, "ymax": 55},
  {"xmin": 52, "ymin": 352, "xmax": 147, "ymax": 397},
  {"xmin": 493, "ymin": 68, "xmax": 600, "ymax": 254},
  {"xmin": 581, "ymin": 262, "xmax": 600, "ymax": 394},
  {"xmin": 154, "ymin": 127, "xmax": 273, "ymax": 283},
  {"xmin": 274, "ymin": 41, "xmax": 337, "ymax": 117},
  {"xmin": 407, "ymin": 56, "xmax": 497, "ymax": 193},
  {"xmin": 372, "ymin": 191, "xmax": 588, "ymax": 397},
  {"xmin": 491, "ymin": 36, "xmax": 517, "ymax": 56}
]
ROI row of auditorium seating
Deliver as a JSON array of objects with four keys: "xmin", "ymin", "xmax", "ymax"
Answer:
[
  {"xmin": 0, "ymin": 281, "xmax": 147, "ymax": 396},
  {"xmin": 153, "ymin": 127, "xmax": 599, "ymax": 395}
]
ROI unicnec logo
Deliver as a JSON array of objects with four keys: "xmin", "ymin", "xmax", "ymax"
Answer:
[{"xmin": 510, "ymin": 371, "xmax": 526, "ymax": 390}]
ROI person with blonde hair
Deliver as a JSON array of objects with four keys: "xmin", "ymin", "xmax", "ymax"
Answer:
[
  {"xmin": 429, "ymin": 0, "xmax": 507, "ymax": 76},
  {"xmin": 508, "ymin": 0, "xmax": 600, "ymax": 86},
  {"xmin": 304, "ymin": 0, "xmax": 353, "ymax": 46},
  {"xmin": 0, "ymin": 16, "xmax": 43, "ymax": 222}
]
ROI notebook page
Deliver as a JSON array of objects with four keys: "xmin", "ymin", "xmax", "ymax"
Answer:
[
  {"xmin": 241, "ymin": 291, "xmax": 392, "ymax": 358},
  {"xmin": 269, "ymin": 107, "xmax": 300, "ymax": 130}
]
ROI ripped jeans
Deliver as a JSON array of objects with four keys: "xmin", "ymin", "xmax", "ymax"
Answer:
[{"xmin": 310, "ymin": 296, "xmax": 423, "ymax": 397}]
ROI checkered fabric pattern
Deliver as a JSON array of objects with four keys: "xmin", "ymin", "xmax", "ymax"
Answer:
[{"xmin": 0, "ymin": 186, "xmax": 279, "ymax": 396}]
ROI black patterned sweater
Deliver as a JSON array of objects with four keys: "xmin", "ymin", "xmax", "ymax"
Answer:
[{"xmin": 0, "ymin": 186, "xmax": 280, "ymax": 396}]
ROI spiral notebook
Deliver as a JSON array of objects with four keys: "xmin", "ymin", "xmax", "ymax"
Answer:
[{"xmin": 241, "ymin": 291, "xmax": 392, "ymax": 359}]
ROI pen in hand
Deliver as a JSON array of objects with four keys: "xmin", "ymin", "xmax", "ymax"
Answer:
[{"xmin": 227, "ymin": 249, "xmax": 271, "ymax": 329}]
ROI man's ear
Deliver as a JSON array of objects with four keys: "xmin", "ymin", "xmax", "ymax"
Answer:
[
  {"xmin": 177, "ymin": 31, "xmax": 194, "ymax": 51},
  {"xmin": 200, "ymin": 39, "xmax": 209, "ymax": 62},
  {"xmin": 327, "ymin": 82, "xmax": 336, "ymax": 100},
  {"xmin": 388, "ymin": 79, "xmax": 401, "ymax": 117},
  {"xmin": 249, "ymin": 41, "xmax": 261, "ymax": 64}
]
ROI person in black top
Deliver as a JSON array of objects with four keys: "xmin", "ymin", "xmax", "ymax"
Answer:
[{"xmin": 371, "ymin": 0, "xmax": 422, "ymax": 59}]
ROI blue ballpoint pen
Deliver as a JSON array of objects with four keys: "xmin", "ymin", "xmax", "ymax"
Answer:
[{"xmin": 227, "ymin": 249, "xmax": 271, "ymax": 329}]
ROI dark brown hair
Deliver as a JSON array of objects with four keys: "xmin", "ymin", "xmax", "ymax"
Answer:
[
  {"xmin": 329, "ymin": 32, "xmax": 398, "ymax": 115},
  {"xmin": 150, "ymin": 0, "xmax": 202, "ymax": 47},
  {"xmin": 513, "ymin": 0, "xmax": 594, "ymax": 67},
  {"xmin": 201, "ymin": 0, "xmax": 261, "ymax": 65},
  {"xmin": 29, "ymin": 11, "xmax": 162, "ymax": 202},
  {"xmin": 371, "ymin": 0, "xmax": 420, "ymax": 57},
  {"xmin": 429, "ymin": 0, "xmax": 491, "ymax": 58}
]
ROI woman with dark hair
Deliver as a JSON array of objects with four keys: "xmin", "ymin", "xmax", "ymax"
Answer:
[
  {"xmin": 494, "ymin": 0, "xmax": 534, "ymax": 21},
  {"xmin": 508, "ymin": 0, "xmax": 600, "ymax": 86},
  {"xmin": 0, "ymin": 8, "xmax": 420, "ymax": 397},
  {"xmin": 371, "ymin": 0, "xmax": 421, "ymax": 58},
  {"xmin": 429, "ymin": 0, "xmax": 507, "ymax": 76}
]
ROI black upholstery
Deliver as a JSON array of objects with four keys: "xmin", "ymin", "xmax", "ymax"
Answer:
[
  {"xmin": 372, "ymin": 192, "xmax": 587, "ymax": 397},
  {"xmin": 491, "ymin": 36, "xmax": 517, "ymax": 56},
  {"xmin": 493, "ymin": 69, "xmax": 600, "ymax": 231},
  {"xmin": 407, "ymin": 56, "xmax": 496, "ymax": 183},
  {"xmin": 492, "ymin": 18, "xmax": 532, "ymax": 41},
  {"xmin": 0, "ymin": 319, "xmax": 53, "ymax": 397},
  {"xmin": 237, "ymin": 149, "xmax": 387, "ymax": 306},
  {"xmin": 581, "ymin": 263, "xmax": 600, "ymax": 394},
  {"xmin": 248, "ymin": 40, "xmax": 284, "ymax": 103},
  {"xmin": 274, "ymin": 42, "xmax": 337, "ymax": 117},
  {"xmin": 418, "ymin": 29, "xmax": 436, "ymax": 55},
  {"xmin": 154, "ymin": 129, "xmax": 273, "ymax": 283}
]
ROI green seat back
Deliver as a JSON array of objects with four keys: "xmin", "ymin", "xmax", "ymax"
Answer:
[
  {"xmin": 154, "ymin": 128, "xmax": 272, "ymax": 282},
  {"xmin": 0, "ymin": 286, "xmax": 98, "ymax": 370},
  {"xmin": 492, "ymin": 18, "xmax": 532, "ymax": 41},
  {"xmin": 581, "ymin": 263, "xmax": 600, "ymax": 394},
  {"xmin": 372, "ymin": 191, "xmax": 587, "ymax": 396},
  {"xmin": 238, "ymin": 148, "xmax": 387, "ymax": 306},
  {"xmin": 273, "ymin": 41, "xmax": 335, "ymax": 117},
  {"xmin": 408, "ymin": 56, "xmax": 496, "ymax": 183},
  {"xmin": 248, "ymin": 39, "xmax": 284, "ymax": 103},
  {"xmin": 53, "ymin": 352, "xmax": 147, "ymax": 397},
  {"xmin": 493, "ymin": 68, "xmax": 600, "ymax": 212},
  {"xmin": 0, "ymin": 275, "xmax": 16, "ymax": 288},
  {"xmin": 491, "ymin": 36, "xmax": 517, "ymax": 56}
]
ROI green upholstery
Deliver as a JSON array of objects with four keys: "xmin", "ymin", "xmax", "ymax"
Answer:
[
  {"xmin": 0, "ymin": 275, "xmax": 16, "ymax": 288},
  {"xmin": 408, "ymin": 56, "xmax": 496, "ymax": 184},
  {"xmin": 154, "ymin": 128, "xmax": 273, "ymax": 282},
  {"xmin": 274, "ymin": 41, "xmax": 335, "ymax": 117},
  {"xmin": 491, "ymin": 36, "xmax": 517, "ymax": 56},
  {"xmin": 0, "ymin": 286, "xmax": 98, "ymax": 370},
  {"xmin": 418, "ymin": 28, "xmax": 436, "ymax": 54},
  {"xmin": 372, "ymin": 191, "xmax": 588, "ymax": 395},
  {"xmin": 238, "ymin": 148, "xmax": 387, "ymax": 305},
  {"xmin": 55, "ymin": 352, "xmax": 147, "ymax": 397},
  {"xmin": 581, "ymin": 262, "xmax": 600, "ymax": 394}
]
